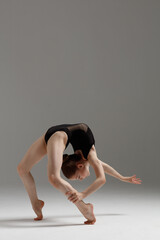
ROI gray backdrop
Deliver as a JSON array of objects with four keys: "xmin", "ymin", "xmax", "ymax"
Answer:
[{"xmin": 0, "ymin": 0, "xmax": 159, "ymax": 192}]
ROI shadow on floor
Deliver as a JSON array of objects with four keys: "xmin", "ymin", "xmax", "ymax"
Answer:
[{"xmin": 0, "ymin": 213, "xmax": 126, "ymax": 228}]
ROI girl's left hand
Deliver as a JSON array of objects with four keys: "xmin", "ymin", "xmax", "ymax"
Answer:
[
  {"xmin": 121, "ymin": 175, "xmax": 142, "ymax": 184},
  {"xmin": 65, "ymin": 191, "xmax": 85, "ymax": 203}
]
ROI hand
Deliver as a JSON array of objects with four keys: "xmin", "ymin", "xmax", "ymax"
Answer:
[
  {"xmin": 65, "ymin": 191, "xmax": 85, "ymax": 203},
  {"xmin": 121, "ymin": 175, "xmax": 142, "ymax": 184}
]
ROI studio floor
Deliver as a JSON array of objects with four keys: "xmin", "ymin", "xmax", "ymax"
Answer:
[{"xmin": 0, "ymin": 185, "xmax": 159, "ymax": 240}]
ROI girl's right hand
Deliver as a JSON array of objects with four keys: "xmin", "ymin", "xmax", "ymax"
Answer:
[{"xmin": 121, "ymin": 175, "xmax": 142, "ymax": 184}]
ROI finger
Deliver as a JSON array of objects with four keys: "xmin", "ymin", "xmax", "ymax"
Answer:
[
  {"xmin": 66, "ymin": 191, "xmax": 71, "ymax": 194},
  {"xmin": 68, "ymin": 197, "xmax": 72, "ymax": 201},
  {"xmin": 68, "ymin": 194, "xmax": 73, "ymax": 200},
  {"xmin": 68, "ymin": 195, "xmax": 74, "ymax": 200},
  {"xmin": 72, "ymin": 196, "xmax": 78, "ymax": 201},
  {"xmin": 69, "ymin": 196, "xmax": 77, "ymax": 202},
  {"xmin": 134, "ymin": 179, "xmax": 142, "ymax": 183},
  {"xmin": 69, "ymin": 195, "xmax": 76, "ymax": 200},
  {"xmin": 133, "ymin": 177, "xmax": 138, "ymax": 181},
  {"xmin": 68, "ymin": 193, "xmax": 77, "ymax": 199},
  {"xmin": 65, "ymin": 191, "xmax": 71, "ymax": 195},
  {"xmin": 68, "ymin": 194, "xmax": 72, "ymax": 197},
  {"xmin": 134, "ymin": 181, "xmax": 141, "ymax": 184},
  {"xmin": 69, "ymin": 193, "xmax": 76, "ymax": 196},
  {"xmin": 72, "ymin": 198, "xmax": 77, "ymax": 202}
]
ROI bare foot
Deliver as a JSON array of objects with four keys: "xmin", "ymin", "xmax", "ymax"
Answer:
[
  {"xmin": 32, "ymin": 199, "xmax": 45, "ymax": 221},
  {"xmin": 83, "ymin": 203, "xmax": 96, "ymax": 225}
]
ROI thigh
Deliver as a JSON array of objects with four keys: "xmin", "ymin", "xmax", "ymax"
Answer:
[
  {"xmin": 46, "ymin": 132, "xmax": 65, "ymax": 180},
  {"xmin": 18, "ymin": 134, "xmax": 47, "ymax": 173}
]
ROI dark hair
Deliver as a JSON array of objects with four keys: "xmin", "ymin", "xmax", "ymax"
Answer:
[{"xmin": 61, "ymin": 151, "xmax": 86, "ymax": 179}]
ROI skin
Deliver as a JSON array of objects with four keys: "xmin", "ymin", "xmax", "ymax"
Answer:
[
  {"xmin": 69, "ymin": 161, "xmax": 141, "ymax": 184},
  {"xmin": 69, "ymin": 161, "xmax": 90, "ymax": 181},
  {"xmin": 17, "ymin": 133, "xmax": 97, "ymax": 224},
  {"xmin": 17, "ymin": 131, "xmax": 142, "ymax": 224}
]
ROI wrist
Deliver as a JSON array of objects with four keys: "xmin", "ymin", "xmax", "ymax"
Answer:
[
  {"xmin": 120, "ymin": 176, "xmax": 125, "ymax": 181},
  {"xmin": 82, "ymin": 191, "xmax": 87, "ymax": 199}
]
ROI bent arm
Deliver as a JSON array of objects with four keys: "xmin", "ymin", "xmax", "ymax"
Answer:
[
  {"xmin": 82, "ymin": 178, "xmax": 106, "ymax": 199},
  {"xmin": 99, "ymin": 160, "xmax": 124, "ymax": 180},
  {"xmin": 50, "ymin": 177, "xmax": 78, "ymax": 195},
  {"xmin": 82, "ymin": 146, "xmax": 106, "ymax": 198}
]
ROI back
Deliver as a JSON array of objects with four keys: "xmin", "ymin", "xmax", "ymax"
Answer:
[
  {"xmin": 44, "ymin": 123, "xmax": 95, "ymax": 159},
  {"xmin": 66, "ymin": 123, "xmax": 95, "ymax": 159}
]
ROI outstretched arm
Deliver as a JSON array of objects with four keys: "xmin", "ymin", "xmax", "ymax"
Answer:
[
  {"xmin": 99, "ymin": 160, "xmax": 142, "ymax": 184},
  {"xmin": 99, "ymin": 159, "xmax": 124, "ymax": 180}
]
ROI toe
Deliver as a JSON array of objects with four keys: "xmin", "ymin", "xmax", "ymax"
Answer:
[
  {"xmin": 84, "ymin": 219, "xmax": 96, "ymax": 225},
  {"xmin": 34, "ymin": 215, "xmax": 43, "ymax": 221}
]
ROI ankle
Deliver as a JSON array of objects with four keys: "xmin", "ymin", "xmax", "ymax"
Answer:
[
  {"xmin": 32, "ymin": 199, "xmax": 39, "ymax": 208},
  {"xmin": 75, "ymin": 201, "xmax": 88, "ymax": 211}
]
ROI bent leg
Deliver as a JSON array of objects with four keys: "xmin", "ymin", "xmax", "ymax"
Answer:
[
  {"xmin": 46, "ymin": 134, "xmax": 96, "ymax": 224},
  {"xmin": 17, "ymin": 135, "xmax": 46, "ymax": 220}
]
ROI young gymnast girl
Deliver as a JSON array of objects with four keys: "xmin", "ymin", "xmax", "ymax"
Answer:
[{"xmin": 17, "ymin": 123, "xmax": 142, "ymax": 224}]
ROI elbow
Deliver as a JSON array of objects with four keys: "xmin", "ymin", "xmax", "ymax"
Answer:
[
  {"xmin": 100, "ymin": 177, "xmax": 106, "ymax": 184},
  {"xmin": 48, "ymin": 175, "xmax": 61, "ymax": 188}
]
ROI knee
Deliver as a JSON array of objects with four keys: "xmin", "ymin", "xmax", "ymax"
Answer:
[{"xmin": 17, "ymin": 163, "xmax": 28, "ymax": 176}]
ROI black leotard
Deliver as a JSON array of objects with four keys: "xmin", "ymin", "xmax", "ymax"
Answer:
[{"xmin": 44, "ymin": 123, "xmax": 95, "ymax": 159}]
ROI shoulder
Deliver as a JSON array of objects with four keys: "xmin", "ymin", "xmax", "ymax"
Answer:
[
  {"xmin": 87, "ymin": 145, "xmax": 97, "ymax": 160},
  {"xmin": 87, "ymin": 145, "xmax": 105, "ymax": 180},
  {"xmin": 87, "ymin": 145, "xmax": 102, "ymax": 167}
]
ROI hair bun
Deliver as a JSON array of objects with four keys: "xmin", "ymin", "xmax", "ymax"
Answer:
[
  {"xmin": 63, "ymin": 154, "xmax": 69, "ymax": 162},
  {"xmin": 76, "ymin": 153, "xmax": 82, "ymax": 160},
  {"xmin": 74, "ymin": 150, "xmax": 85, "ymax": 160}
]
